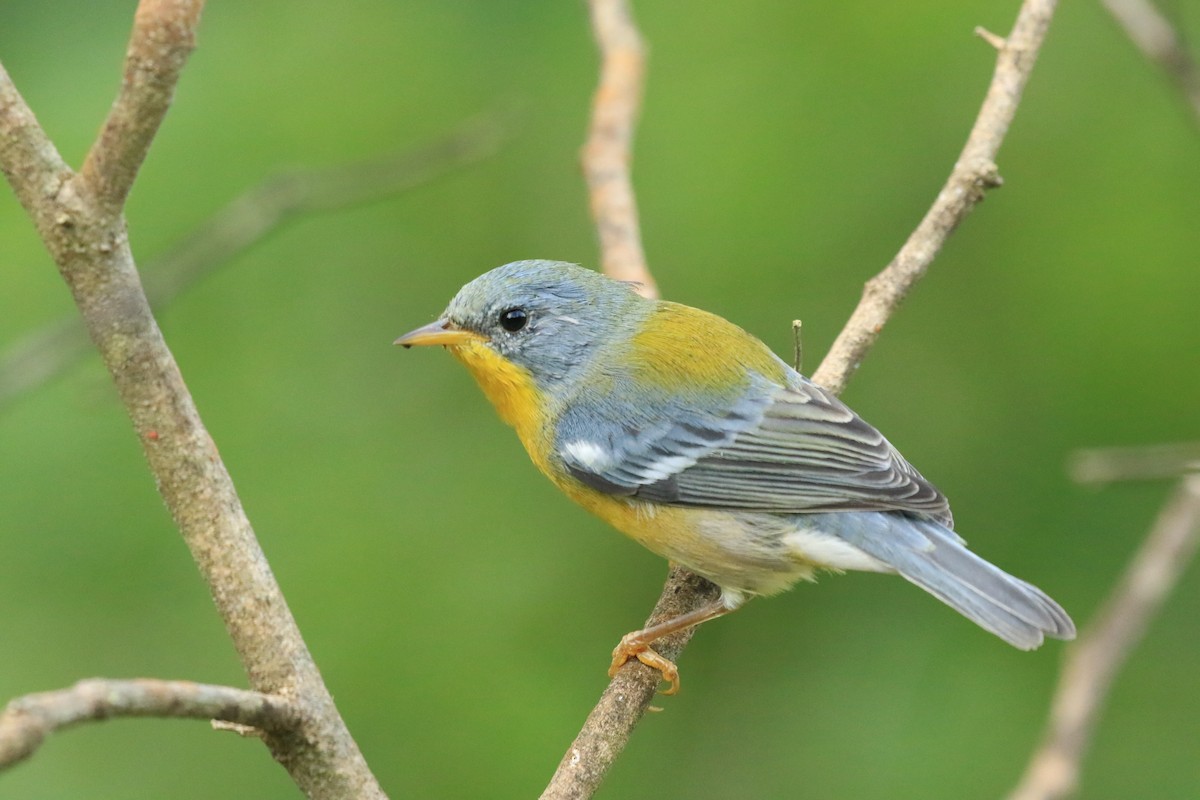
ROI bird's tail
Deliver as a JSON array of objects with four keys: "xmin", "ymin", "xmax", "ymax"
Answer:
[{"xmin": 832, "ymin": 512, "xmax": 1076, "ymax": 649}]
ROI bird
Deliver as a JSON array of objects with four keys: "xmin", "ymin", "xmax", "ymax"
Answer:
[{"xmin": 396, "ymin": 260, "xmax": 1075, "ymax": 693}]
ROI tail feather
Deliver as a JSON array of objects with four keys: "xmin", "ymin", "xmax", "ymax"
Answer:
[{"xmin": 830, "ymin": 512, "xmax": 1076, "ymax": 649}]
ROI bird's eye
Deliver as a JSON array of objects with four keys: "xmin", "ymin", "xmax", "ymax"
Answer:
[{"xmin": 498, "ymin": 307, "xmax": 528, "ymax": 332}]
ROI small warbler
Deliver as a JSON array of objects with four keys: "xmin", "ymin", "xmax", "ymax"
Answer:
[{"xmin": 397, "ymin": 260, "xmax": 1075, "ymax": 693}]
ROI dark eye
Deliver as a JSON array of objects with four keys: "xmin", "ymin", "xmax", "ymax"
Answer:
[{"xmin": 498, "ymin": 307, "xmax": 528, "ymax": 332}]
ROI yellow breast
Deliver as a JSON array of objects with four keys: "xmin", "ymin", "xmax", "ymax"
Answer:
[
  {"xmin": 447, "ymin": 339, "xmax": 556, "ymax": 471},
  {"xmin": 446, "ymin": 337, "xmax": 672, "ymax": 549}
]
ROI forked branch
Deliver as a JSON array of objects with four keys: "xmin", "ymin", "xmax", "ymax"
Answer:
[
  {"xmin": 0, "ymin": 1, "xmax": 384, "ymax": 796},
  {"xmin": 0, "ymin": 115, "xmax": 507, "ymax": 412}
]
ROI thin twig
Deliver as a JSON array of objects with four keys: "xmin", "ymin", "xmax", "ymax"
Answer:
[
  {"xmin": 581, "ymin": 0, "xmax": 656, "ymax": 298},
  {"xmin": 545, "ymin": 2, "xmax": 1061, "ymax": 798},
  {"xmin": 1007, "ymin": 473, "xmax": 1200, "ymax": 800},
  {"xmin": 0, "ymin": 2, "xmax": 385, "ymax": 796},
  {"xmin": 0, "ymin": 679, "xmax": 300, "ymax": 769},
  {"xmin": 791, "ymin": 319, "xmax": 804, "ymax": 373},
  {"xmin": 0, "ymin": 115, "xmax": 507, "ymax": 412},
  {"xmin": 1103, "ymin": 0, "xmax": 1200, "ymax": 124},
  {"xmin": 1069, "ymin": 441, "xmax": 1200, "ymax": 485}
]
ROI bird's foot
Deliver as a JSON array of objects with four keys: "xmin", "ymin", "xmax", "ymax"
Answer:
[{"xmin": 609, "ymin": 635, "xmax": 681, "ymax": 695}]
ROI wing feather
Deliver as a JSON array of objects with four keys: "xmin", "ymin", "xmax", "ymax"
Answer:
[{"xmin": 557, "ymin": 370, "xmax": 953, "ymax": 526}]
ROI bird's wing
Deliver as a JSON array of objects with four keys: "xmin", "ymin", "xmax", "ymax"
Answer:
[{"xmin": 556, "ymin": 373, "xmax": 953, "ymax": 526}]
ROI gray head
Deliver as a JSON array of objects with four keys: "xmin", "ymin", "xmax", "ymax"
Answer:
[{"xmin": 397, "ymin": 260, "xmax": 649, "ymax": 395}]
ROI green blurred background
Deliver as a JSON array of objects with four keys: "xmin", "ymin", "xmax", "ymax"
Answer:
[{"xmin": 2, "ymin": 1, "xmax": 1197, "ymax": 797}]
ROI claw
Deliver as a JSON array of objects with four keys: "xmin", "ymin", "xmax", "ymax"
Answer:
[
  {"xmin": 610, "ymin": 635, "xmax": 681, "ymax": 695},
  {"xmin": 603, "ymin": 599, "xmax": 735, "ymax": 696}
]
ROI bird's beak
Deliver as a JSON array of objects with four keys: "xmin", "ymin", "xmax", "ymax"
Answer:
[{"xmin": 394, "ymin": 319, "xmax": 482, "ymax": 348}]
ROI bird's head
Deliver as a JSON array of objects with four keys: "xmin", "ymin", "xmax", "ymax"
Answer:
[{"xmin": 397, "ymin": 260, "xmax": 648, "ymax": 399}]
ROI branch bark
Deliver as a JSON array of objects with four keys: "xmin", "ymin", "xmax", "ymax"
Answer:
[
  {"xmin": 1007, "ymin": 473, "xmax": 1200, "ymax": 800},
  {"xmin": 0, "ymin": 679, "xmax": 301, "ymax": 769},
  {"xmin": 541, "ymin": 568, "xmax": 719, "ymax": 800},
  {"xmin": 581, "ymin": 0, "xmax": 656, "ymax": 298},
  {"xmin": 79, "ymin": 0, "xmax": 203, "ymax": 212},
  {"xmin": 544, "ymin": 1, "xmax": 1059, "ymax": 797},
  {"xmin": 1, "ymin": 2, "xmax": 384, "ymax": 796}
]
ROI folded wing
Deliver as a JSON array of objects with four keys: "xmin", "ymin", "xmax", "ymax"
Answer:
[{"xmin": 557, "ymin": 372, "xmax": 953, "ymax": 527}]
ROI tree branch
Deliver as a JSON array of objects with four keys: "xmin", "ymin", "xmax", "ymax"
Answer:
[
  {"xmin": 0, "ymin": 679, "xmax": 301, "ymax": 769},
  {"xmin": 0, "ymin": 2, "xmax": 385, "ymax": 796},
  {"xmin": 545, "ymin": 1, "xmax": 1060, "ymax": 797},
  {"xmin": 0, "ymin": 65, "xmax": 72, "ymax": 223},
  {"xmin": 1102, "ymin": 0, "xmax": 1200, "ymax": 124},
  {"xmin": 79, "ymin": 0, "xmax": 203, "ymax": 212},
  {"xmin": 581, "ymin": 0, "xmax": 656, "ymax": 297},
  {"xmin": 1007, "ymin": 473, "xmax": 1200, "ymax": 800},
  {"xmin": 0, "ymin": 115, "xmax": 507, "ymax": 412},
  {"xmin": 541, "ymin": 568, "xmax": 719, "ymax": 800}
]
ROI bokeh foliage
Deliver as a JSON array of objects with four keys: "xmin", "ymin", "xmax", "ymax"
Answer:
[{"xmin": 1, "ymin": 1, "xmax": 1197, "ymax": 797}]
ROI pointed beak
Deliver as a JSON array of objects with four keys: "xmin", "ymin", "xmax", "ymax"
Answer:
[{"xmin": 394, "ymin": 319, "xmax": 483, "ymax": 348}]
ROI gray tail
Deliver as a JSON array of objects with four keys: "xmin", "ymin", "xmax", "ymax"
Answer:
[{"xmin": 834, "ymin": 512, "xmax": 1076, "ymax": 650}]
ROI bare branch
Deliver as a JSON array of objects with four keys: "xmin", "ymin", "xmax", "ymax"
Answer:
[
  {"xmin": 0, "ymin": 679, "xmax": 300, "ymax": 770},
  {"xmin": 1069, "ymin": 441, "xmax": 1200, "ymax": 485},
  {"xmin": 1007, "ymin": 473, "xmax": 1200, "ymax": 800},
  {"xmin": 0, "ymin": 65, "xmax": 72, "ymax": 215},
  {"xmin": 0, "ymin": 4, "xmax": 385, "ymax": 796},
  {"xmin": 0, "ymin": 115, "xmax": 508, "ymax": 412},
  {"xmin": 80, "ymin": 0, "xmax": 205, "ymax": 211},
  {"xmin": 548, "ymin": 2, "xmax": 1061, "ymax": 797},
  {"xmin": 1103, "ymin": 0, "xmax": 1200, "ymax": 123},
  {"xmin": 541, "ymin": 568, "xmax": 719, "ymax": 800},
  {"xmin": 812, "ymin": 0, "xmax": 1057, "ymax": 396},
  {"xmin": 583, "ymin": 0, "xmax": 656, "ymax": 298}
]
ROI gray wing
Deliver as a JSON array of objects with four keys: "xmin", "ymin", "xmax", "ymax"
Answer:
[{"xmin": 557, "ymin": 374, "xmax": 953, "ymax": 527}]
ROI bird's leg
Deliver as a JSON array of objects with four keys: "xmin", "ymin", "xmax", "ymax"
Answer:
[{"xmin": 609, "ymin": 599, "xmax": 733, "ymax": 695}]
